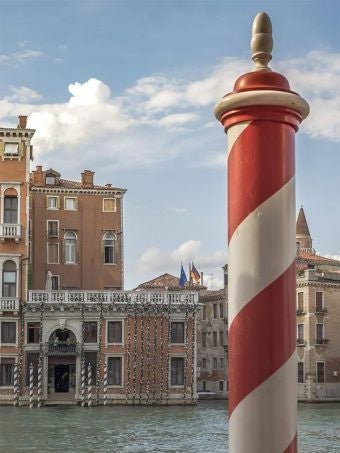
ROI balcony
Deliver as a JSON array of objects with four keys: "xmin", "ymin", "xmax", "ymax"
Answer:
[
  {"xmin": 45, "ymin": 342, "xmax": 81, "ymax": 356},
  {"xmin": 296, "ymin": 309, "xmax": 306, "ymax": 316},
  {"xmin": 27, "ymin": 290, "xmax": 199, "ymax": 306},
  {"xmin": 0, "ymin": 224, "xmax": 21, "ymax": 242},
  {"xmin": 297, "ymin": 339, "xmax": 306, "ymax": 347},
  {"xmin": 314, "ymin": 308, "xmax": 328, "ymax": 315},
  {"xmin": 315, "ymin": 338, "xmax": 329, "ymax": 346},
  {"xmin": 0, "ymin": 297, "xmax": 19, "ymax": 311}
]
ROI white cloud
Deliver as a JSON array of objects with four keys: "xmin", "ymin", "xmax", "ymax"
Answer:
[
  {"xmin": 6, "ymin": 86, "xmax": 42, "ymax": 103},
  {"xmin": 1, "ymin": 50, "xmax": 339, "ymax": 170},
  {"xmin": 135, "ymin": 240, "xmax": 227, "ymax": 289},
  {"xmin": 157, "ymin": 112, "xmax": 198, "ymax": 127},
  {"xmin": 0, "ymin": 48, "xmax": 44, "ymax": 65}
]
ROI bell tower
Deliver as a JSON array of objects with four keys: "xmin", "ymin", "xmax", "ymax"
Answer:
[{"xmin": 296, "ymin": 206, "xmax": 314, "ymax": 253}]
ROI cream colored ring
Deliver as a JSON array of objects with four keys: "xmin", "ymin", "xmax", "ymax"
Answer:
[{"xmin": 214, "ymin": 90, "xmax": 310, "ymax": 121}]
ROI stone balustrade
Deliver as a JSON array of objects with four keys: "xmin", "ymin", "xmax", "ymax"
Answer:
[
  {"xmin": 0, "ymin": 297, "xmax": 19, "ymax": 311},
  {"xmin": 27, "ymin": 290, "xmax": 199, "ymax": 305},
  {"xmin": 0, "ymin": 223, "xmax": 21, "ymax": 239}
]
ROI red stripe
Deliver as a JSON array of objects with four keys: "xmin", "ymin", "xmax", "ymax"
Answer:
[
  {"xmin": 228, "ymin": 261, "xmax": 296, "ymax": 415},
  {"xmin": 228, "ymin": 121, "xmax": 295, "ymax": 242},
  {"xmin": 284, "ymin": 434, "xmax": 297, "ymax": 452}
]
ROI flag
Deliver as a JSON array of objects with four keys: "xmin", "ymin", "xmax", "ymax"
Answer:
[
  {"xmin": 179, "ymin": 264, "xmax": 188, "ymax": 288},
  {"xmin": 191, "ymin": 262, "xmax": 200, "ymax": 284}
]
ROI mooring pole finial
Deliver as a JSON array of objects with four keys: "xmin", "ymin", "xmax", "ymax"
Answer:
[{"xmin": 251, "ymin": 12, "xmax": 273, "ymax": 71}]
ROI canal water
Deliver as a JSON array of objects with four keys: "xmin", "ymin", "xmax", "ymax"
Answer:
[{"xmin": 0, "ymin": 401, "xmax": 339, "ymax": 452}]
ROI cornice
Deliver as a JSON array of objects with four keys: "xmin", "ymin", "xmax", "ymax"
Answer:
[{"xmin": 30, "ymin": 187, "xmax": 125, "ymax": 196}]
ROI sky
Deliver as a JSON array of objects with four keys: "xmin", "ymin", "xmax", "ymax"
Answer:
[{"xmin": 0, "ymin": 0, "xmax": 339, "ymax": 290}]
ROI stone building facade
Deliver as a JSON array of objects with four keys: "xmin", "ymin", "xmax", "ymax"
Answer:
[
  {"xmin": 29, "ymin": 166, "xmax": 125, "ymax": 291},
  {"xmin": 0, "ymin": 116, "xmax": 34, "ymax": 398},
  {"xmin": 0, "ymin": 116, "xmax": 199, "ymax": 406},
  {"xmin": 196, "ymin": 288, "xmax": 228, "ymax": 398},
  {"xmin": 296, "ymin": 207, "xmax": 340, "ymax": 401}
]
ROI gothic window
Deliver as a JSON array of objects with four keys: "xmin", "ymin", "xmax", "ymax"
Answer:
[
  {"xmin": 64, "ymin": 231, "xmax": 77, "ymax": 264},
  {"xmin": 103, "ymin": 232, "xmax": 116, "ymax": 264},
  {"xmin": 4, "ymin": 196, "xmax": 18, "ymax": 223}
]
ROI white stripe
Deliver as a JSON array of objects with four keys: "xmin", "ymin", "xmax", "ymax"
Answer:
[
  {"xmin": 229, "ymin": 352, "xmax": 297, "ymax": 453},
  {"xmin": 228, "ymin": 177, "xmax": 296, "ymax": 326},
  {"xmin": 227, "ymin": 122, "xmax": 251, "ymax": 159}
]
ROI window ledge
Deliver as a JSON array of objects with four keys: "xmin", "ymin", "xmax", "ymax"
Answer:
[{"xmin": 107, "ymin": 385, "xmax": 124, "ymax": 389}]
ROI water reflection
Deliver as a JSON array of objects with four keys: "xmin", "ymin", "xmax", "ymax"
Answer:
[{"xmin": 0, "ymin": 402, "xmax": 339, "ymax": 452}]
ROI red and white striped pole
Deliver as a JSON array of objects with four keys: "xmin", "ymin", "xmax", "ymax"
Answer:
[{"xmin": 214, "ymin": 13, "xmax": 309, "ymax": 453}]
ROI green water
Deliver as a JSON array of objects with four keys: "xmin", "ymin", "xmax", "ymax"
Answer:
[{"xmin": 0, "ymin": 402, "xmax": 339, "ymax": 452}]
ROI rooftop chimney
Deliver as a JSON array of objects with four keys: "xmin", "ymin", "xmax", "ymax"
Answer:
[
  {"xmin": 18, "ymin": 115, "xmax": 27, "ymax": 129},
  {"xmin": 81, "ymin": 170, "xmax": 94, "ymax": 188},
  {"xmin": 32, "ymin": 165, "xmax": 44, "ymax": 186}
]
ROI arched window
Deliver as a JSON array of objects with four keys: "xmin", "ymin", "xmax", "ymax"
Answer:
[
  {"xmin": 64, "ymin": 231, "xmax": 77, "ymax": 264},
  {"xmin": 2, "ymin": 260, "xmax": 17, "ymax": 297},
  {"xmin": 103, "ymin": 232, "xmax": 116, "ymax": 264},
  {"xmin": 4, "ymin": 195, "xmax": 18, "ymax": 224}
]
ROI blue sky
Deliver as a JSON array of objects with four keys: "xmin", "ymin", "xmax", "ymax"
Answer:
[{"xmin": 1, "ymin": 0, "xmax": 339, "ymax": 289}]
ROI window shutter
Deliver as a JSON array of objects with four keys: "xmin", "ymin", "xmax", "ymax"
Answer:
[
  {"xmin": 76, "ymin": 238, "xmax": 80, "ymax": 264},
  {"xmin": 46, "ymin": 197, "xmax": 49, "ymax": 208},
  {"xmin": 57, "ymin": 197, "xmax": 60, "ymax": 209},
  {"xmin": 18, "ymin": 142, "xmax": 25, "ymax": 157},
  {"xmin": 0, "ymin": 141, "xmax": 4, "ymax": 158},
  {"xmin": 62, "ymin": 240, "xmax": 66, "ymax": 264}
]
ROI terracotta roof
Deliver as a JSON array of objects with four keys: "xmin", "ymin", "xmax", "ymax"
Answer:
[
  {"xmin": 30, "ymin": 174, "xmax": 124, "ymax": 191},
  {"xmin": 296, "ymin": 206, "xmax": 311, "ymax": 237},
  {"xmin": 297, "ymin": 250, "xmax": 340, "ymax": 266},
  {"xmin": 200, "ymin": 289, "xmax": 226, "ymax": 301},
  {"xmin": 58, "ymin": 178, "xmax": 123, "ymax": 191},
  {"xmin": 135, "ymin": 273, "xmax": 206, "ymax": 291}
]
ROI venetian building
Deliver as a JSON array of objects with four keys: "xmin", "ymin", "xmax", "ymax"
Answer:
[
  {"xmin": 296, "ymin": 207, "xmax": 340, "ymax": 400},
  {"xmin": 1, "ymin": 115, "xmax": 200, "ymax": 405},
  {"xmin": 0, "ymin": 116, "xmax": 35, "ymax": 394}
]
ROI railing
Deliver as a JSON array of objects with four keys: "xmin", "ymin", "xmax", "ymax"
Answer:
[
  {"xmin": 45, "ymin": 342, "xmax": 81, "ymax": 355},
  {"xmin": 296, "ymin": 309, "xmax": 305, "ymax": 315},
  {"xmin": 297, "ymin": 339, "xmax": 306, "ymax": 346},
  {"xmin": 28, "ymin": 290, "xmax": 199, "ymax": 304},
  {"xmin": 315, "ymin": 338, "xmax": 329, "ymax": 346},
  {"xmin": 314, "ymin": 308, "xmax": 328, "ymax": 315},
  {"xmin": 0, "ymin": 224, "xmax": 21, "ymax": 239},
  {"xmin": 0, "ymin": 297, "xmax": 19, "ymax": 311}
]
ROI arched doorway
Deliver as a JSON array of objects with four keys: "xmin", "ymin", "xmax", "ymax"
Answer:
[{"xmin": 47, "ymin": 328, "xmax": 78, "ymax": 395}]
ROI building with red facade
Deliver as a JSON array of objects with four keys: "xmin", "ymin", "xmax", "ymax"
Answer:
[{"xmin": 0, "ymin": 116, "xmax": 199, "ymax": 406}]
